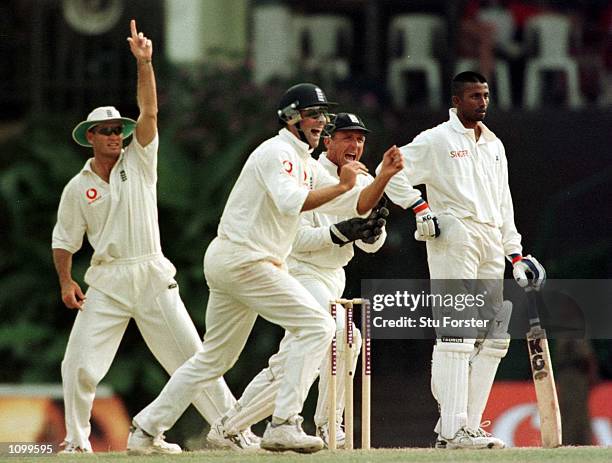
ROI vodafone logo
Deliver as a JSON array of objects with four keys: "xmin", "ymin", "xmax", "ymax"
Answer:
[
  {"xmin": 486, "ymin": 381, "xmax": 612, "ymax": 447},
  {"xmin": 283, "ymin": 160, "xmax": 293, "ymax": 174},
  {"xmin": 86, "ymin": 188, "xmax": 100, "ymax": 203}
]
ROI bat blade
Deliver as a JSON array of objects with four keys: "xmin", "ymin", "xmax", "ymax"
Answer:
[{"xmin": 526, "ymin": 325, "xmax": 563, "ymax": 448}]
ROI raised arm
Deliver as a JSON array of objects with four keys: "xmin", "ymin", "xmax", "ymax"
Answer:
[
  {"xmin": 127, "ymin": 19, "xmax": 157, "ymax": 146},
  {"xmin": 356, "ymin": 145, "xmax": 404, "ymax": 214}
]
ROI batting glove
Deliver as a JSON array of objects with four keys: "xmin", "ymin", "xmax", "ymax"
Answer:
[
  {"xmin": 411, "ymin": 199, "xmax": 440, "ymax": 241},
  {"xmin": 509, "ymin": 254, "xmax": 546, "ymax": 291}
]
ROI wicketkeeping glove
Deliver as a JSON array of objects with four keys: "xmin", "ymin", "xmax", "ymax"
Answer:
[
  {"xmin": 411, "ymin": 199, "xmax": 440, "ymax": 241},
  {"xmin": 361, "ymin": 206, "xmax": 389, "ymax": 244},
  {"xmin": 330, "ymin": 217, "xmax": 373, "ymax": 246},
  {"xmin": 509, "ymin": 254, "xmax": 546, "ymax": 290}
]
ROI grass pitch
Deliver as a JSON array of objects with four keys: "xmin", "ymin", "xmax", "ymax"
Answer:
[{"xmin": 6, "ymin": 447, "xmax": 612, "ymax": 463}]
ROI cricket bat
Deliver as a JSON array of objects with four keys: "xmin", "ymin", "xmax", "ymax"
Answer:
[{"xmin": 526, "ymin": 290, "xmax": 562, "ymax": 448}]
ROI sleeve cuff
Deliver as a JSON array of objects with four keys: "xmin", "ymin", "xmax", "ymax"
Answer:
[{"xmin": 411, "ymin": 198, "xmax": 429, "ymax": 214}]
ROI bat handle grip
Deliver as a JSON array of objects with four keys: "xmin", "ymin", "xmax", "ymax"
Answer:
[{"xmin": 526, "ymin": 289, "xmax": 541, "ymax": 329}]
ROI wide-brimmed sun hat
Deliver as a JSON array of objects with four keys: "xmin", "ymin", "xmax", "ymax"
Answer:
[{"xmin": 72, "ymin": 106, "xmax": 137, "ymax": 147}]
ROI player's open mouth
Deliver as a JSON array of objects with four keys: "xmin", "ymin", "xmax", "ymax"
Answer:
[
  {"xmin": 345, "ymin": 154, "xmax": 356, "ymax": 161},
  {"xmin": 311, "ymin": 129, "xmax": 322, "ymax": 136}
]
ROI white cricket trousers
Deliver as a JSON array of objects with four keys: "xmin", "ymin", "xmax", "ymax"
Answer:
[
  {"xmin": 426, "ymin": 215, "xmax": 506, "ymax": 439},
  {"xmin": 222, "ymin": 266, "xmax": 361, "ymax": 432},
  {"xmin": 61, "ymin": 279, "xmax": 235, "ymax": 450},
  {"xmin": 133, "ymin": 238, "xmax": 336, "ymax": 436}
]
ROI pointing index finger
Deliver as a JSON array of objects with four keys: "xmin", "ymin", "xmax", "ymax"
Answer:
[{"xmin": 130, "ymin": 19, "xmax": 137, "ymax": 38}]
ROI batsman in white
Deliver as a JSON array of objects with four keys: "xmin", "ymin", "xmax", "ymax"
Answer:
[
  {"xmin": 51, "ymin": 20, "xmax": 251, "ymax": 454},
  {"xmin": 128, "ymin": 83, "xmax": 404, "ymax": 454},
  {"xmin": 381, "ymin": 71, "xmax": 546, "ymax": 449},
  {"xmin": 206, "ymin": 112, "xmax": 390, "ymax": 449}
]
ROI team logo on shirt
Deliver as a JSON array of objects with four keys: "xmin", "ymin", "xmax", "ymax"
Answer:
[
  {"xmin": 450, "ymin": 150, "xmax": 470, "ymax": 158},
  {"xmin": 283, "ymin": 160, "xmax": 293, "ymax": 174},
  {"xmin": 302, "ymin": 169, "xmax": 313, "ymax": 190},
  {"xmin": 85, "ymin": 188, "xmax": 99, "ymax": 203}
]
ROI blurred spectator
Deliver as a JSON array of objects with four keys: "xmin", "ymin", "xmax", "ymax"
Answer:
[
  {"xmin": 459, "ymin": 0, "xmax": 502, "ymax": 79},
  {"xmin": 459, "ymin": 1, "xmax": 523, "ymax": 102}
]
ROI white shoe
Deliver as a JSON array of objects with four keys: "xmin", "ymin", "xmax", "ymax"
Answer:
[
  {"xmin": 316, "ymin": 422, "xmax": 346, "ymax": 448},
  {"xmin": 58, "ymin": 441, "xmax": 92, "ymax": 454},
  {"xmin": 261, "ymin": 416, "xmax": 324, "ymax": 453},
  {"xmin": 473, "ymin": 421, "xmax": 505, "ymax": 448},
  {"xmin": 436, "ymin": 426, "xmax": 504, "ymax": 450},
  {"xmin": 127, "ymin": 424, "xmax": 182, "ymax": 455},
  {"xmin": 243, "ymin": 428, "xmax": 262, "ymax": 446},
  {"xmin": 207, "ymin": 418, "xmax": 260, "ymax": 451}
]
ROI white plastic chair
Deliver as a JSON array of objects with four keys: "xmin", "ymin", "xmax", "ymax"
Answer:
[
  {"xmin": 523, "ymin": 13, "xmax": 583, "ymax": 109},
  {"xmin": 455, "ymin": 58, "xmax": 513, "ymax": 110},
  {"xmin": 252, "ymin": 4, "xmax": 293, "ymax": 84},
  {"xmin": 292, "ymin": 14, "xmax": 353, "ymax": 89},
  {"xmin": 387, "ymin": 14, "xmax": 445, "ymax": 108}
]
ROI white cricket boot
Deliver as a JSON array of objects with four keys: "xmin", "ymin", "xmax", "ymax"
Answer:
[
  {"xmin": 243, "ymin": 428, "xmax": 262, "ymax": 446},
  {"xmin": 436, "ymin": 426, "xmax": 504, "ymax": 449},
  {"xmin": 261, "ymin": 415, "xmax": 324, "ymax": 453},
  {"xmin": 207, "ymin": 417, "xmax": 260, "ymax": 451},
  {"xmin": 316, "ymin": 421, "xmax": 346, "ymax": 448},
  {"xmin": 127, "ymin": 424, "xmax": 182, "ymax": 455},
  {"xmin": 473, "ymin": 421, "xmax": 506, "ymax": 448}
]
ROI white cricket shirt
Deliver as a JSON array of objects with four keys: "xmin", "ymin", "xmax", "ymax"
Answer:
[
  {"xmin": 385, "ymin": 109, "xmax": 522, "ymax": 255},
  {"xmin": 52, "ymin": 134, "xmax": 176, "ymax": 305},
  {"xmin": 216, "ymin": 129, "xmax": 364, "ymax": 264},
  {"xmin": 289, "ymin": 152, "xmax": 386, "ymax": 270}
]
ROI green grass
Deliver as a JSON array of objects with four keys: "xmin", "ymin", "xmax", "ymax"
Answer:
[{"xmin": 5, "ymin": 447, "xmax": 612, "ymax": 463}]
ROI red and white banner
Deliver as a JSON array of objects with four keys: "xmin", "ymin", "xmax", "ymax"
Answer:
[{"xmin": 484, "ymin": 381, "xmax": 612, "ymax": 446}]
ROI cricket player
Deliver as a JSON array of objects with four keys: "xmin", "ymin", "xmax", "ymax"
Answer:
[
  {"xmin": 128, "ymin": 84, "xmax": 404, "ymax": 454},
  {"xmin": 381, "ymin": 71, "xmax": 546, "ymax": 449},
  {"xmin": 52, "ymin": 20, "xmax": 253, "ymax": 454},
  {"xmin": 205, "ymin": 112, "xmax": 395, "ymax": 448}
]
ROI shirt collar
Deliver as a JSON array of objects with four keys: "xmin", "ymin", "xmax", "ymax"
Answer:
[
  {"xmin": 279, "ymin": 127, "xmax": 313, "ymax": 158},
  {"xmin": 318, "ymin": 152, "xmax": 340, "ymax": 178},
  {"xmin": 80, "ymin": 151, "xmax": 125, "ymax": 175},
  {"xmin": 81, "ymin": 158, "xmax": 95, "ymax": 174},
  {"xmin": 448, "ymin": 108, "xmax": 497, "ymax": 142}
]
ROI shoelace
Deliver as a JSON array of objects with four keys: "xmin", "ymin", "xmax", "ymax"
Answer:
[
  {"xmin": 460, "ymin": 426, "xmax": 480, "ymax": 438},
  {"xmin": 154, "ymin": 433, "xmax": 171, "ymax": 446},
  {"xmin": 228, "ymin": 434, "xmax": 247, "ymax": 448},
  {"xmin": 476, "ymin": 420, "xmax": 493, "ymax": 437}
]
